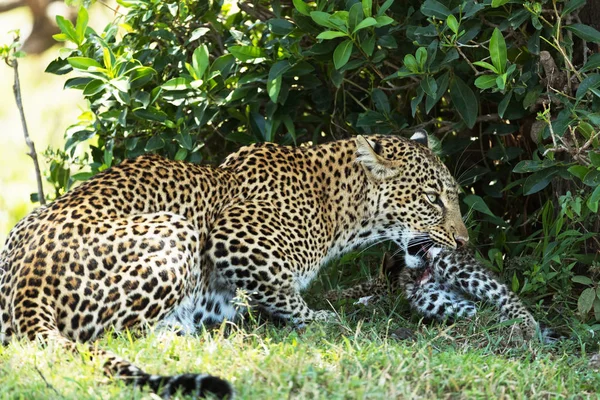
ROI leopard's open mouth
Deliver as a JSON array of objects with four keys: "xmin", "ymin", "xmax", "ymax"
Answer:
[
  {"xmin": 406, "ymin": 238, "xmax": 435, "ymax": 285},
  {"xmin": 406, "ymin": 237, "xmax": 434, "ymax": 259}
]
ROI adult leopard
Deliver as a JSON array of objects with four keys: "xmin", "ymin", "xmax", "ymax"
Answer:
[{"xmin": 0, "ymin": 133, "xmax": 468, "ymax": 398}]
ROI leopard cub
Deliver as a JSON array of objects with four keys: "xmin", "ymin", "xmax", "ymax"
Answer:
[{"xmin": 326, "ymin": 247, "xmax": 541, "ymax": 340}]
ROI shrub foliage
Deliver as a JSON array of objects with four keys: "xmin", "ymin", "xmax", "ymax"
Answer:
[{"xmin": 44, "ymin": 0, "xmax": 599, "ymax": 323}]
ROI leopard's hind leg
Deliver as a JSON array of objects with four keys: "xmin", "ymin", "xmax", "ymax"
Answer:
[{"xmin": 4, "ymin": 212, "xmax": 234, "ymax": 398}]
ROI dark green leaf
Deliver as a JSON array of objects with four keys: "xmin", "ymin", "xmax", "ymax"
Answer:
[
  {"xmin": 372, "ymin": 88, "xmax": 390, "ymax": 114},
  {"xmin": 450, "ymin": 76, "xmax": 478, "ymax": 128},
  {"xmin": 333, "ymin": 39, "xmax": 353, "ymax": 70},
  {"xmin": 377, "ymin": 0, "xmax": 394, "ymax": 16},
  {"xmin": 579, "ymin": 288, "xmax": 596, "ymax": 315},
  {"xmin": 192, "ymin": 45, "xmax": 209, "ymax": 79},
  {"xmin": 228, "ymin": 46, "xmax": 267, "ymax": 62},
  {"xmin": 463, "ymin": 194, "xmax": 495, "ymax": 217},
  {"xmin": 348, "ymin": 3, "xmax": 364, "ymax": 33},
  {"xmin": 587, "ymin": 185, "xmax": 600, "ymax": 213},
  {"xmin": 498, "ymin": 90, "xmax": 512, "ymax": 118},
  {"xmin": 176, "ymin": 131, "xmax": 193, "ymax": 150},
  {"xmin": 411, "ymin": 86, "xmax": 425, "ymax": 117},
  {"xmin": 374, "ymin": 15, "xmax": 394, "ymax": 27},
  {"xmin": 567, "ymin": 165, "xmax": 590, "ymax": 180},
  {"xmin": 513, "ymin": 160, "xmax": 557, "ymax": 173},
  {"xmin": 581, "ymin": 53, "xmax": 600, "ymax": 73},
  {"xmin": 527, "ymin": 29, "xmax": 541, "ymax": 54},
  {"xmin": 486, "ymin": 145, "xmax": 522, "ymax": 162},
  {"xmin": 562, "ymin": 0, "xmax": 585, "ymax": 15},
  {"xmin": 83, "ymin": 79, "xmax": 105, "ymax": 96},
  {"xmin": 356, "ymin": 110, "xmax": 386, "ymax": 127},
  {"xmin": 145, "ymin": 135, "xmax": 165, "ymax": 151},
  {"xmin": 68, "ymin": 57, "xmax": 103, "ymax": 70},
  {"xmin": 354, "ymin": 17, "xmax": 378, "ymax": 32},
  {"xmin": 174, "ymin": 148, "xmax": 188, "ymax": 161},
  {"xmin": 415, "ymin": 48, "xmax": 427, "ymax": 71},
  {"xmin": 310, "ymin": 11, "xmax": 337, "ymax": 29},
  {"xmin": 565, "ymin": 24, "xmax": 600, "ymax": 44},
  {"xmin": 64, "ymin": 77, "xmax": 93, "ymax": 90},
  {"xmin": 420, "ymin": 75, "xmax": 437, "ymax": 97},
  {"xmin": 45, "ymin": 58, "xmax": 72, "ymax": 75},
  {"xmin": 523, "ymin": 167, "xmax": 560, "ymax": 195},
  {"xmin": 211, "ymin": 54, "xmax": 236, "ymax": 77},
  {"xmin": 583, "ymin": 170, "xmax": 600, "ymax": 187},
  {"xmin": 361, "ymin": 34, "xmax": 376, "ymax": 55},
  {"xmin": 446, "ymin": 15, "xmax": 459, "ymax": 34},
  {"xmin": 404, "ymin": 54, "xmax": 419, "ymax": 73},
  {"xmin": 292, "ymin": 0, "xmax": 310, "ymax": 16},
  {"xmin": 362, "ymin": 0, "xmax": 372, "ymax": 17},
  {"xmin": 268, "ymin": 18, "xmax": 295, "ymax": 35},
  {"xmin": 489, "ymin": 28, "xmax": 507, "ymax": 74},
  {"xmin": 134, "ymin": 107, "xmax": 168, "ymax": 122},
  {"xmin": 440, "ymin": 48, "xmax": 459, "ymax": 65},
  {"xmin": 474, "ymin": 75, "xmax": 497, "ymax": 90},
  {"xmin": 250, "ymin": 112, "xmax": 266, "ymax": 140},
  {"xmin": 267, "ymin": 75, "xmax": 282, "ymax": 103},
  {"xmin": 576, "ymin": 74, "xmax": 600, "ymax": 100},
  {"xmin": 162, "ymin": 77, "xmax": 192, "ymax": 90},
  {"xmin": 421, "ymin": 0, "xmax": 451, "ymax": 18},
  {"xmin": 316, "ymin": 31, "xmax": 347, "ymax": 39},
  {"xmin": 590, "ymin": 151, "xmax": 600, "ymax": 167},
  {"xmin": 572, "ymin": 275, "xmax": 593, "ymax": 285},
  {"xmin": 425, "ymin": 71, "xmax": 449, "ymax": 113}
]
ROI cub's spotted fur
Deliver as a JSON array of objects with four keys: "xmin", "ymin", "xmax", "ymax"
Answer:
[
  {"xmin": 327, "ymin": 248, "xmax": 539, "ymax": 340},
  {"xmin": 0, "ymin": 134, "xmax": 468, "ymax": 398}
]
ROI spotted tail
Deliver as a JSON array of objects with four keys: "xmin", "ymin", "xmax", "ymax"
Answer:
[{"xmin": 28, "ymin": 328, "xmax": 234, "ymax": 399}]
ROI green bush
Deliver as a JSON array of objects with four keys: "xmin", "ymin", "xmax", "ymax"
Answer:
[{"xmin": 43, "ymin": 0, "xmax": 599, "ymax": 323}]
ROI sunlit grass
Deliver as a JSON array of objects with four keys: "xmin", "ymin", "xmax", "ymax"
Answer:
[{"xmin": 0, "ymin": 299, "xmax": 597, "ymax": 400}]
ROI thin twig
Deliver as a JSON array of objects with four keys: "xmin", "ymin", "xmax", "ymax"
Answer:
[
  {"xmin": 34, "ymin": 366, "xmax": 62, "ymax": 397},
  {"xmin": 0, "ymin": 0, "xmax": 25, "ymax": 13},
  {"xmin": 455, "ymin": 45, "xmax": 481, "ymax": 76},
  {"xmin": 345, "ymin": 90, "xmax": 369, "ymax": 112},
  {"xmin": 10, "ymin": 57, "xmax": 46, "ymax": 205}
]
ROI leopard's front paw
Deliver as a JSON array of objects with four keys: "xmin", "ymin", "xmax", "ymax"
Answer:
[{"xmin": 312, "ymin": 309, "xmax": 337, "ymax": 322}]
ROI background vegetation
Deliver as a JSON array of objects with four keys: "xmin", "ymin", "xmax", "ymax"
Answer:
[
  {"xmin": 32, "ymin": 0, "xmax": 599, "ymax": 326},
  {"xmin": 1, "ymin": 0, "xmax": 600, "ymax": 397}
]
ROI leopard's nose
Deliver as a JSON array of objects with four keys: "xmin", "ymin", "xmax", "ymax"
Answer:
[{"xmin": 454, "ymin": 234, "xmax": 469, "ymax": 248}]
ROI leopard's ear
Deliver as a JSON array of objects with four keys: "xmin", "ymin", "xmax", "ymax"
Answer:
[
  {"xmin": 410, "ymin": 129, "xmax": 429, "ymax": 147},
  {"xmin": 355, "ymin": 136, "xmax": 399, "ymax": 181}
]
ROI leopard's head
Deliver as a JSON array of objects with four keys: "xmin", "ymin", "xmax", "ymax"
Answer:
[{"xmin": 355, "ymin": 132, "xmax": 468, "ymax": 267}]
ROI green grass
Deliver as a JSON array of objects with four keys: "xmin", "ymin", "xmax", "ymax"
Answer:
[
  {"xmin": 1, "ymin": 290, "xmax": 597, "ymax": 400},
  {"xmin": 1, "ymin": 248, "xmax": 597, "ymax": 399}
]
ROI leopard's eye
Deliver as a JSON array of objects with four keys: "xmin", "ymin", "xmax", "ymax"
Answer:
[{"xmin": 426, "ymin": 193, "xmax": 439, "ymax": 204}]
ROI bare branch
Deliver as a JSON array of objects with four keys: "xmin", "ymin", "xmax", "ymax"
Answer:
[
  {"xmin": 34, "ymin": 366, "xmax": 62, "ymax": 397},
  {"xmin": 10, "ymin": 57, "xmax": 46, "ymax": 205},
  {"xmin": 0, "ymin": 0, "xmax": 25, "ymax": 13}
]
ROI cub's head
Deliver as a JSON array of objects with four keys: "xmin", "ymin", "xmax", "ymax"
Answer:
[{"xmin": 355, "ymin": 132, "xmax": 468, "ymax": 264}]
